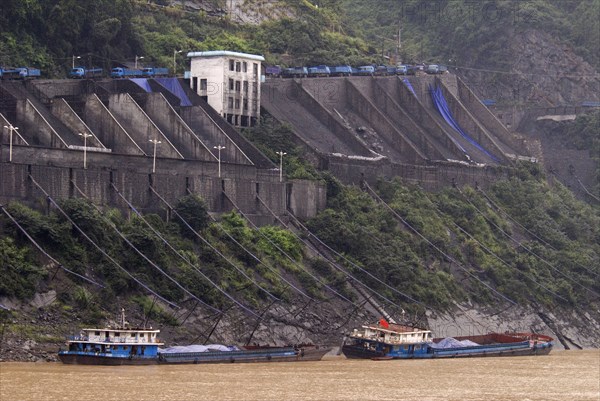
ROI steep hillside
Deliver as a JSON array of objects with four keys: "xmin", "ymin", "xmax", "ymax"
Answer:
[
  {"xmin": 341, "ymin": 0, "xmax": 599, "ymax": 106},
  {"xmin": 2, "ymin": 124, "xmax": 600, "ymax": 360}
]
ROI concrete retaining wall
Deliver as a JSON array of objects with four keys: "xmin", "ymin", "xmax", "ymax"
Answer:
[
  {"xmin": 455, "ymin": 77, "xmax": 525, "ymax": 154},
  {"xmin": 179, "ymin": 106, "xmax": 254, "ymax": 166},
  {"xmin": 83, "ymin": 94, "xmax": 145, "ymax": 155},
  {"xmin": 16, "ymin": 100, "xmax": 67, "ymax": 148},
  {"xmin": 0, "ymin": 146, "xmax": 326, "ymax": 223},
  {"xmin": 144, "ymin": 94, "xmax": 214, "ymax": 161},
  {"xmin": 345, "ymin": 80, "xmax": 426, "ymax": 164},
  {"xmin": 438, "ymin": 80, "xmax": 510, "ymax": 163},
  {"xmin": 108, "ymin": 93, "xmax": 182, "ymax": 159},
  {"xmin": 327, "ymin": 154, "xmax": 508, "ymax": 190},
  {"xmin": 292, "ymin": 80, "xmax": 372, "ymax": 156}
]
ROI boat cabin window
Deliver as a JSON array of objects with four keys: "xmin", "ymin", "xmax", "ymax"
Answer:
[
  {"xmin": 95, "ymin": 331, "xmax": 100, "ymax": 336},
  {"xmin": 140, "ymin": 333, "xmax": 145, "ymax": 338},
  {"xmin": 115, "ymin": 332, "xmax": 120, "ymax": 336},
  {"xmin": 131, "ymin": 333, "xmax": 136, "ymax": 337}
]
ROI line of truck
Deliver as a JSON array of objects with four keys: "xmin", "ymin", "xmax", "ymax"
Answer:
[{"xmin": 265, "ymin": 63, "xmax": 448, "ymax": 78}]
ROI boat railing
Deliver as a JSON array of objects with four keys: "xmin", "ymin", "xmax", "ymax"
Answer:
[{"xmin": 67, "ymin": 335, "xmax": 89, "ymax": 341}]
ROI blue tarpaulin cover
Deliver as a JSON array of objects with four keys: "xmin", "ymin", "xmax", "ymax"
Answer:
[
  {"xmin": 402, "ymin": 78, "xmax": 417, "ymax": 97},
  {"xmin": 155, "ymin": 78, "xmax": 193, "ymax": 107},
  {"xmin": 130, "ymin": 78, "xmax": 152, "ymax": 92},
  {"xmin": 429, "ymin": 84, "xmax": 500, "ymax": 162}
]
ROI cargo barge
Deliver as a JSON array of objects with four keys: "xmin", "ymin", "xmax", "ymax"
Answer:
[
  {"xmin": 58, "ymin": 310, "xmax": 330, "ymax": 365},
  {"xmin": 342, "ymin": 320, "xmax": 553, "ymax": 360}
]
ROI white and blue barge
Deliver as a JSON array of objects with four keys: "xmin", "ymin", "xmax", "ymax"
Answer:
[
  {"xmin": 58, "ymin": 310, "xmax": 331, "ymax": 365},
  {"xmin": 58, "ymin": 313, "xmax": 163, "ymax": 365},
  {"xmin": 342, "ymin": 322, "xmax": 553, "ymax": 360}
]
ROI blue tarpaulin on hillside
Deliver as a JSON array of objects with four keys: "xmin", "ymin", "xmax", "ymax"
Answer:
[
  {"xmin": 155, "ymin": 78, "xmax": 192, "ymax": 107},
  {"xmin": 429, "ymin": 84, "xmax": 500, "ymax": 163},
  {"xmin": 130, "ymin": 78, "xmax": 152, "ymax": 92},
  {"xmin": 402, "ymin": 78, "xmax": 417, "ymax": 97}
]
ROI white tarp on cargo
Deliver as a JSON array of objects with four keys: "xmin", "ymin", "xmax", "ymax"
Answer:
[{"xmin": 159, "ymin": 344, "xmax": 240, "ymax": 353}]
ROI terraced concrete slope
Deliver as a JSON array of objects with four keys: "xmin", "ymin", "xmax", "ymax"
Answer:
[
  {"xmin": 261, "ymin": 79, "xmax": 377, "ymax": 159},
  {"xmin": 262, "ymin": 74, "xmax": 529, "ymax": 167}
]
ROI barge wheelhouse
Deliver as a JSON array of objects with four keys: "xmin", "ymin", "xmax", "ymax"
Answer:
[{"xmin": 58, "ymin": 310, "xmax": 163, "ymax": 365}]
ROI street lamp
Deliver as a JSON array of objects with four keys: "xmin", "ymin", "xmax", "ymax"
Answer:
[
  {"xmin": 3, "ymin": 124, "xmax": 18, "ymax": 163},
  {"xmin": 135, "ymin": 55, "xmax": 144, "ymax": 69},
  {"xmin": 149, "ymin": 139, "xmax": 162, "ymax": 173},
  {"xmin": 173, "ymin": 50, "xmax": 182, "ymax": 76},
  {"xmin": 275, "ymin": 151, "xmax": 286, "ymax": 182},
  {"xmin": 78, "ymin": 132, "xmax": 92, "ymax": 169},
  {"xmin": 72, "ymin": 55, "xmax": 81, "ymax": 69},
  {"xmin": 214, "ymin": 145, "xmax": 225, "ymax": 177}
]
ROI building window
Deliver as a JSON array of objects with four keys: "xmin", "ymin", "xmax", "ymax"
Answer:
[
  {"xmin": 243, "ymin": 62, "xmax": 247, "ymax": 72},
  {"xmin": 235, "ymin": 80, "xmax": 241, "ymax": 92},
  {"xmin": 235, "ymin": 99, "xmax": 240, "ymax": 109},
  {"xmin": 200, "ymin": 79, "xmax": 207, "ymax": 91},
  {"xmin": 252, "ymin": 82, "xmax": 258, "ymax": 95},
  {"xmin": 243, "ymin": 99, "xmax": 248, "ymax": 111},
  {"xmin": 229, "ymin": 78, "xmax": 234, "ymax": 91},
  {"xmin": 229, "ymin": 59, "xmax": 235, "ymax": 71},
  {"xmin": 253, "ymin": 63, "xmax": 258, "ymax": 76},
  {"xmin": 228, "ymin": 97, "xmax": 234, "ymax": 108},
  {"xmin": 243, "ymin": 81, "xmax": 248, "ymax": 94},
  {"xmin": 236, "ymin": 62, "xmax": 241, "ymax": 72}
]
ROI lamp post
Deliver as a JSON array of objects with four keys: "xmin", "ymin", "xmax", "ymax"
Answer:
[
  {"xmin": 149, "ymin": 139, "xmax": 161, "ymax": 173},
  {"xmin": 275, "ymin": 151, "xmax": 286, "ymax": 182},
  {"xmin": 3, "ymin": 124, "xmax": 18, "ymax": 163},
  {"xmin": 135, "ymin": 55, "xmax": 144, "ymax": 69},
  {"xmin": 173, "ymin": 50, "xmax": 182, "ymax": 76},
  {"xmin": 214, "ymin": 145, "xmax": 225, "ymax": 177},
  {"xmin": 72, "ymin": 55, "xmax": 81, "ymax": 69},
  {"xmin": 78, "ymin": 132, "xmax": 92, "ymax": 169}
]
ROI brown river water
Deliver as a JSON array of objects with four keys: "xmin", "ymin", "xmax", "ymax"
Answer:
[{"xmin": 1, "ymin": 350, "xmax": 598, "ymax": 401}]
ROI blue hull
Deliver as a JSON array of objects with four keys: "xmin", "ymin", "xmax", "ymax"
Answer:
[
  {"xmin": 343, "ymin": 341, "xmax": 553, "ymax": 360},
  {"xmin": 59, "ymin": 347, "xmax": 331, "ymax": 365},
  {"xmin": 58, "ymin": 352, "xmax": 158, "ymax": 365}
]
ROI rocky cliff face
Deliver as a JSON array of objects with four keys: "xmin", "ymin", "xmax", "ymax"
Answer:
[
  {"xmin": 459, "ymin": 29, "xmax": 599, "ymax": 108},
  {"xmin": 168, "ymin": 0, "xmax": 294, "ymax": 24}
]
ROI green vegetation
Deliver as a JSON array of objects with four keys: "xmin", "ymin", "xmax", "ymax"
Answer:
[
  {"xmin": 0, "ymin": 0, "xmax": 374, "ymax": 76},
  {"xmin": 1, "ymin": 161, "xmax": 598, "ymax": 322},
  {"xmin": 544, "ymin": 110, "xmax": 600, "ymax": 194},
  {"xmin": 341, "ymin": 0, "xmax": 600, "ymax": 69},
  {"xmin": 305, "ymin": 165, "xmax": 599, "ymax": 311},
  {"xmin": 242, "ymin": 115, "xmax": 321, "ymax": 181},
  {"xmin": 0, "ymin": 0, "xmax": 597, "ymax": 77},
  {"xmin": 0, "ymin": 237, "xmax": 47, "ymax": 299},
  {"xmin": 0, "ymin": 196, "xmax": 343, "ymax": 319}
]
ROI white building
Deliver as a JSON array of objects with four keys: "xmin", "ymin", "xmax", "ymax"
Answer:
[{"xmin": 187, "ymin": 50, "xmax": 264, "ymax": 127}]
